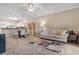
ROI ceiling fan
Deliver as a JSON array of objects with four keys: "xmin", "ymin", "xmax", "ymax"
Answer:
[{"xmin": 27, "ymin": 3, "xmax": 40, "ymax": 12}]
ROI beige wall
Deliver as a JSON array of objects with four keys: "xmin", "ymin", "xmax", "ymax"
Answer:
[{"xmin": 28, "ymin": 8, "xmax": 79, "ymax": 31}]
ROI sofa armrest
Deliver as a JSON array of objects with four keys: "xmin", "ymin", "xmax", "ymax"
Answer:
[{"xmin": 63, "ymin": 33, "xmax": 69, "ymax": 38}]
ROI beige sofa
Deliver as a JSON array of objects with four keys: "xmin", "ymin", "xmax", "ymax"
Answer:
[{"xmin": 39, "ymin": 29, "xmax": 69, "ymax": 42}]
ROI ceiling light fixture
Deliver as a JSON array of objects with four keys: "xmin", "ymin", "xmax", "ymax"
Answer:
[
  {"xmin": 27, "ymin": 3, "xmax": 34, "ymax": 12},
  {"xmin": 8, "ymin": 15, "xmax": 18, "ymax": 20},
  {"xmin": 8, "ymin": 17, "xmax": 17, "ymax": 20}
]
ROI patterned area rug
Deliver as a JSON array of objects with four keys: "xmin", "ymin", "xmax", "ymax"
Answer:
[
  {"xmin": 38, "ymin": 41, "xmax": 51, "ymax": 47},
  {"xmin": 38, "ymin": 41, "xmax": 65, "ymax": 53}
]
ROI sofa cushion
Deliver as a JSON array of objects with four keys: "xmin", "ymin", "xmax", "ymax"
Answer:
[
  {"xmin": 56, "ymin": 29, "xmax": 61, "ymax": 35},
  {"xmin": 51, "ymin": 29, "xmax": 58, "ymax": 35},
  {"xmin": 59, "ymin": 30, "xmax": 67, "ymax": 36},
  {"xmin": 48, "ymin": 29, "xmax": 67, "ymax": 36}
]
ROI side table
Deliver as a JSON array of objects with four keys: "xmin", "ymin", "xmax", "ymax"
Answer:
[
  {"xmin": 68, "ymin": 34, "xmax": 77, "ymax": 43},
  {"xmin": 77, "ymin": 34, "xmax": 79, "ymax": 43}
]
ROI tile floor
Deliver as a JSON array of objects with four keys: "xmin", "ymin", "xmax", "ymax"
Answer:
[{"xmin": 1, "ymin": 36, "xmax": 79, "ymax": 55}]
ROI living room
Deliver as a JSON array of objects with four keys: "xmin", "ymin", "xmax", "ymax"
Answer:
[{"xmin": 0, "ymin": 3, "xmax": 79, "ymax": 55}]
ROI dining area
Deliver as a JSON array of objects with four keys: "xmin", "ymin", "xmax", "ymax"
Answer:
[{"xmin": 1, "ymin": 27, "xmax": 29, "ymax": 38}]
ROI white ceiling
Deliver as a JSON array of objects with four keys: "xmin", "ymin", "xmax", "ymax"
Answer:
[{"xmin": 0, "ymin": 3, "xmax": 79, "ymax": 21}]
